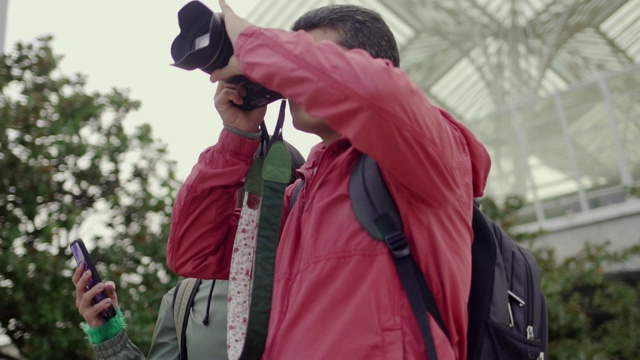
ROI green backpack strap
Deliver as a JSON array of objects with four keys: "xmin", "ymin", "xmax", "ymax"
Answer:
[{"xmin": 172, "ymin": 278, "xmax": 201, "ymax": 360}]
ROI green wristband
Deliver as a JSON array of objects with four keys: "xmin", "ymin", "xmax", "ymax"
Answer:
[{"xmin": 81, "ymin": 309, "xmax": 126, "ymax": 345}]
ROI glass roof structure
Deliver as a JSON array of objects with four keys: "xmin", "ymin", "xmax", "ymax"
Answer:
[{"xmin": 248, "ymin": 0, "xmax": 640, "ymax": 227}]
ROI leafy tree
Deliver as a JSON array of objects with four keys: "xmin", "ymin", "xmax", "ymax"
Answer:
[
  {"xmin": 0, "ymin": 37, "xmax": 181, "ymax": 359},
  {"xmin": 479, "ymin": 196, "xmax": 640, "ymax": 359}
]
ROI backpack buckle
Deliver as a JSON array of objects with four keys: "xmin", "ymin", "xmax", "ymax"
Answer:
[{"xmin": 384, "ymin": 231, "xmax": 411, "ymax": 259}]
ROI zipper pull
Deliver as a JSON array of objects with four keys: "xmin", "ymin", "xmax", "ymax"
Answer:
[
  {"xmin": 526, "ymin": 325, "xmax": 534, "ymax": 340},
  {"xmin": 508, "ymin": 290, "xmax": 526, "ymax": 307},
  {"xmin": 507, "ymin": 302, "xmax": 514, "ymax": 328}
]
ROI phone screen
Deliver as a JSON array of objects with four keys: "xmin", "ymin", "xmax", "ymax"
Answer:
[{"xmin": 70, "ymin": 238, "xmax": 116, "ymax": 319}]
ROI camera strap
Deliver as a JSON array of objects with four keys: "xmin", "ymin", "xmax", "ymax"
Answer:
[
  {"xmin": 227, "ymin": 144, "xmax": 264, "ymax": 360},
  {"xmin": 238, "ymin": 100, "xmax": 290, "ymax": 360}
]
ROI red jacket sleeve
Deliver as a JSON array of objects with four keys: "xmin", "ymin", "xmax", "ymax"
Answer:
[
  {"xmin": 166, "ymin": 130, "xmax": 260, "ymax": 279},
  {"xmin": 234, "ymin": 27, "xmax": 488, "ymax": 204}
]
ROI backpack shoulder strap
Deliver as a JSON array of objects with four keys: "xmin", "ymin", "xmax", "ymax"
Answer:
[
  {"xmin": 172, "ymin": 278, "xmax": 202, "ymax": 360},
  {"xmin": 349, "ymin": 154, "xmax": 448, "ymax": 359},
  {"xmin": 466, "ymin": 206, "xmax": 505, "ymax": 358},
  {"xmin": 172, "ymin": 279, "xmax": 184, "ymax": 311}
]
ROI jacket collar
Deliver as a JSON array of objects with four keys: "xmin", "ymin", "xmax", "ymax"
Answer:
[{"xmin": 296, "ymin": 137, "xmax": 351, "ymax": 180}]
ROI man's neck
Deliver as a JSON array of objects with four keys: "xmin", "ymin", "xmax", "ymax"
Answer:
[{"xmin": 319, "ymin": 131, "xmax": 342, "ymax": 147}]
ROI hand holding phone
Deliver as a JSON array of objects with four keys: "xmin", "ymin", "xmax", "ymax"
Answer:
[{"xmin": 70, "ymin": 238, "xmax": 116, "ymax": 320}]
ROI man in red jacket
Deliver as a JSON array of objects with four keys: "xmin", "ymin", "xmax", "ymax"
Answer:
[{"xmin": 167, "ymin": 1, "xmax": 492, "ymax": 359}]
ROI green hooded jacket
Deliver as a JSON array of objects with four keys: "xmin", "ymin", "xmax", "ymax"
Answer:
[{"xmin": 91, "ymin": 279, "xmax": 228, "ymax": 360}]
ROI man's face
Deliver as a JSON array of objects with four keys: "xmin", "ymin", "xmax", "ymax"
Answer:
[{"xmin": 289, "ymin": 27, "xmax": 345, "ymax": 140}]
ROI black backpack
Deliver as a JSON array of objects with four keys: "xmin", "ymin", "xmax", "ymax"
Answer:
[{"xmin": 291, "ymin": 154, "xmax": 548, "ymax": 360}]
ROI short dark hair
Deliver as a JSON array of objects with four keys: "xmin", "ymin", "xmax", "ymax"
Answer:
[{"xmin": 292, "ymin": 5, "xmax": 400, "ymax": 67}]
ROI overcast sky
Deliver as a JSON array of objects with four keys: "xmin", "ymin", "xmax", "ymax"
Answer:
[
  {"xmin": 2, "ymin": 2, "xmax": 321, "ymax": 345},
  {"xmin": 0, "ymin": 0, "xmax": 328, "ymax": 346},
  {"xmin": 4, "ymin": 0, "xmax": 318, "ymax": 181}
]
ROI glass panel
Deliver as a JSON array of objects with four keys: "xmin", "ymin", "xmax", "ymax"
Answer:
[{"xmin": 469, "ymin": 66, "xmax": 640, "ymax": 224}]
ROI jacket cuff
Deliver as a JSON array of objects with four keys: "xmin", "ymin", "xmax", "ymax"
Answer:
[
  {"xmin": 92, "ymin": 329, "xmax": 129, "ymax": 359},
  {"xmin": 219, "ymin": 128, "xmax": 260, "ymax": 160},
  {"xmin": 223, "ymin": 125, "xmax": 261, "ymax": 140},
  {"xmin": 81, "ymin": 310, "xmax": 126, "ymax": 345},
  {"xmin": 235, "ymin": 26, "xmax": 262, "ymax": 74}
]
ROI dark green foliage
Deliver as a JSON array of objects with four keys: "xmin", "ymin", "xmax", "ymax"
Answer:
[
  {"xmin": 0, "ymin": 37, "xmax": 181, "ymax": 359},
  {"xmin": 479, "ymin": 196, "xmax": 640, "ymax": 359}
]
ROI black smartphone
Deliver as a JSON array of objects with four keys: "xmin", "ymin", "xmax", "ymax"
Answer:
[{"xmin": 70, "ymin": 238, "xmax": 116, "ymax": 319}]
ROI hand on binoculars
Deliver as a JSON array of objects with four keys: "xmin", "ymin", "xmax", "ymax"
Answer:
[
  {"xmin": 218, "ymin": 0, "xmax": 252, "ymax": 47},
  {"xmin": 214, "ymin": 81, "xmax": 266, "ymax": 132}
]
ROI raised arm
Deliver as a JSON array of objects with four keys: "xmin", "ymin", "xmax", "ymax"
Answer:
[
  {"xmin": 166, "ymin": 131, "xmax": 259, "ymax": 279},
  {"xmin": 233, "ymin": 27, "xmax": 486, "ymax": 203}
]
